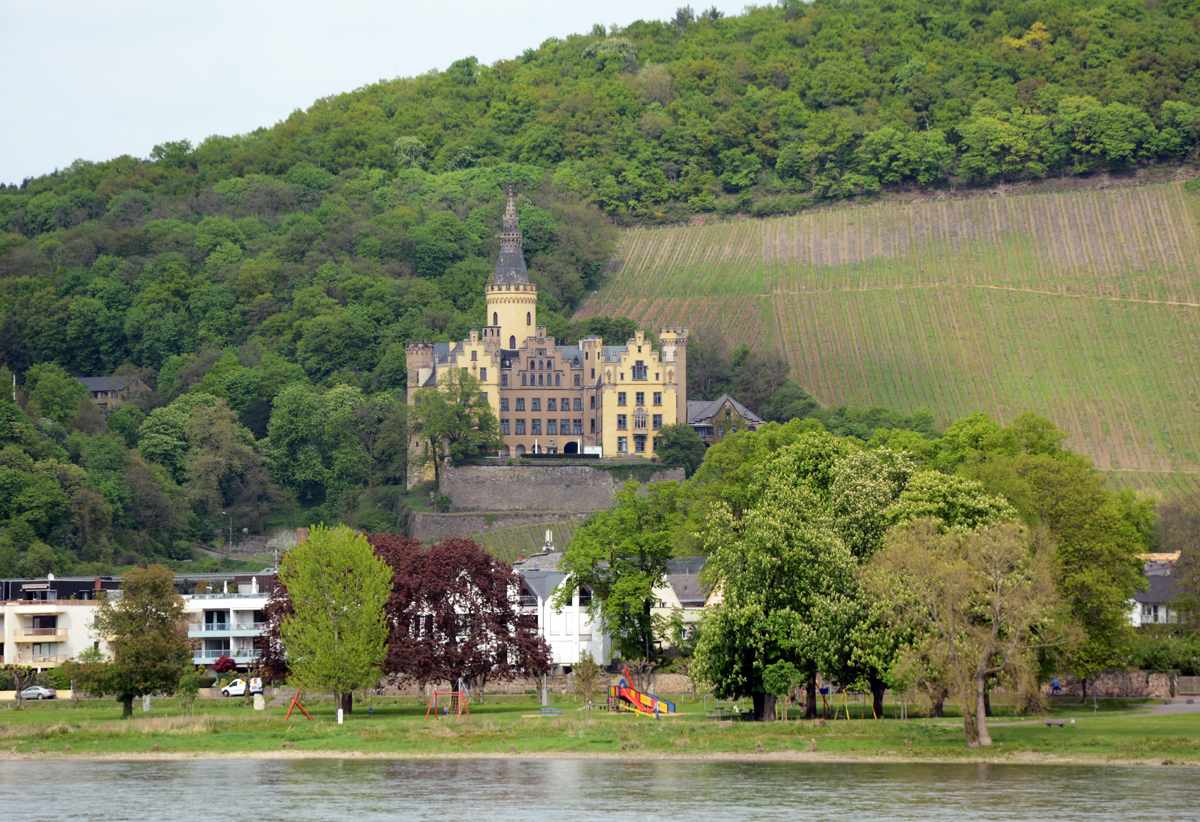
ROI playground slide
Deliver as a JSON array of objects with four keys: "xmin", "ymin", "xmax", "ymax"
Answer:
[{"xmin": 609, "ymin": 667, "xmax": 676, "ymax": 715}]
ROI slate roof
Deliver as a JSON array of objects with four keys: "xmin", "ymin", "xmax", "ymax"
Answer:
[
  {"xmin": 518, "ymin": 569, "xmax": 567, "ymax": 602},
  {"xmin": 77, "ymin": 376, "xmax": 130, "ymax": 392},
  {"xmin": 492, "ymin": 189, "xmax": 530, "ymax": 286},
  {"xmin": 1133, "ymin": 575, "xmax": 1181, "ymax": 604},
  {"xmin": 667, "ymin": 574, "xmax": 707, "ymax": 607},
  {"xmin": 687, "ymin": 394, "xmax": 764, "ymax": 425}
]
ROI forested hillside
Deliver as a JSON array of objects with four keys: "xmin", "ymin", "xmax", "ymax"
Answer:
[{"xmin": 1, "ymin": 1, "xmax": 1199, "ymax": 576}]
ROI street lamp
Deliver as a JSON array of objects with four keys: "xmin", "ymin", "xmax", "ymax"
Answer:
[{"xmin": 221, "ymin": 511, "xmax": 232, "ymax": 556}]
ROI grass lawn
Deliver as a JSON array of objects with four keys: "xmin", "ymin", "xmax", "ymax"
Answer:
[{"xmin": 1, "ymin": 693, "xmax": 1197, "ymax": 764}]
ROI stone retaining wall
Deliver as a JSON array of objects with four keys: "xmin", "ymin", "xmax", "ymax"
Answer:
[
  {"xmin": 1043, "ymin": 669, "xmax": 1174, "ymax": 699},
  {"xmin": 440, "ymin": 464, "xmax": 684, "ymax": 512},
  {"xmin": 408, "ymin": 511, "xmax": 590, "ymax": 542}
]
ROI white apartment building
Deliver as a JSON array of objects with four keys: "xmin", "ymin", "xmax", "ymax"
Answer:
[{"xmin": 513, "ymin": 549, "xmax": 611, "ymax": 673}]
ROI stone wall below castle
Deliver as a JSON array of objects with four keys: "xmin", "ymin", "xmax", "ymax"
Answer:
[
  {"xmin": 409, "ymin": 511, "xmax": 590, "ymax": 542},
  {"xmin": 440, "ymin": 463, "xmax": 685, "ymax": 512}
]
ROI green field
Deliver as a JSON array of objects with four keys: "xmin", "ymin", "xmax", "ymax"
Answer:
[
  {"xmin": 2, "ymin": 696, "xmax": 1197, "ymax": 764},
  {"xmin": 576, "ymin": 183, "xmax": 1200, "ymax": 499}
]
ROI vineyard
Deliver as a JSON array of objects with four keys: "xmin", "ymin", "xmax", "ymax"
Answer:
[
  {"xmin": 577, "ymin": 183, "xmax": 1200, "ymax": 499},
  {"xmin": 466, "ymin": 521, "xmax": 580, "ymax": 566}
]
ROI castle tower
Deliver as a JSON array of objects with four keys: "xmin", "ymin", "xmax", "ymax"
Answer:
[
  {"xmin": 485, "ymin": 187, "xmax": 537, "ymax": 349},
  {"xmin": 659, "ymin": 328, "xmax": 688, "ymax": 425}
]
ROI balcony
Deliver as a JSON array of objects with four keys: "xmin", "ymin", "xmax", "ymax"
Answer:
[
  {"xmin": 187, "ymin": 622, "xmax": 266, "ymax": 638},
  {"xmin": 193, "ymin": 648, "xmax": 262, "ymax": 663},
  {"xmin": 190, "ymin": 592, "xmax": 268, "ymax": 600},
  {"xmin": 11, "ymin": 653, "xmax": 69, "ymax": 667},
  {"xmin": 15, "ymin": 627, "xmax": 68, "ymax": 642}
]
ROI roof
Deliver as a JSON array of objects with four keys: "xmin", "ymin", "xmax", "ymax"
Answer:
[
  {"xmin": 686, "ymin": 394, "xmax": 765, "ymax": 425},
  {"xmin": 492, "ymin": 189, "xmax": 530, "ymax": 287},
  {"xmin": 667, "ymin": 557, "xmax": 707, "ymax": 575},
  {"xmin": 1133, "ymin": 575, "xmax": 1181, "ymax": 604},
  {"xmin": 518, "ymin": 570, "xmax": 567, "ymax": 602},
  {"xmin": 77, "ymin": 376, "xmax": 130, "ymax": 392},
  {"xmin": 667, "ymin": 574, "xmax": 707, "ymax": 607}
]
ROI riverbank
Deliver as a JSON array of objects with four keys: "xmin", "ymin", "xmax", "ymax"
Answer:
[{"xmin": 1, "ymin": 695, "xmax": 1196, "ymax": 766}]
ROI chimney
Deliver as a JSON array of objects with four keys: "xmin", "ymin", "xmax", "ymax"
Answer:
[{"xmin": 296, "ymin": 527, "xmax": 309, "ymax": 545}]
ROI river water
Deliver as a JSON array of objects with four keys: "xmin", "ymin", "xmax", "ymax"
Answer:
[{"xmin": 3, "ymin": 758, "xmax": 1195, "ymax": 821}]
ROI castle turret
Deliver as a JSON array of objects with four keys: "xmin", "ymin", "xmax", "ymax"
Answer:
[
  {"xmin": 486, "ymin": 186, "xmax": 536, "ymax": 349},
  {"xmin": 659, "ymin": 327, "xmax": 688, "ymax": 425}
]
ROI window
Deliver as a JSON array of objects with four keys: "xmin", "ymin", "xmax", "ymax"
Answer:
[
  {"xmin": 526, "ymin": 312, "xmax": 531, "ymax": 325},
  {"xmin": 522, "ymin": 374, "xmax": 527, "ymax": 386},
  {"xmin": 588, "ymin": 396, "xmax": 594, "ymax": 410},
  {"xmin": 561, "ymin": 397, "xmax": 570, "ymax": 410},
  {"xmin": 632, "ymin": 360, "xmax": 648, "ymax": 380},
  {"xmin": 547, "ymin": 419, "xmax": 558, "ymax": 435},
  {"xmin": 538, "ymin": 374, "xmax": 544, "ymax": 386},
  {"xmin": 635, "ymin": 435, "xmax": 646, "ymax": 453},
  {"xmin": 575, "ymin": 398, "xmax": 584, "ymax": 411},
  {"xmin": 547, "ymin": 398, "xmax": 557, "ymax": 412},
  {"xmin": 501, "ymin": 419, "xmax": 510, "ymax": 435},
  {"xmin": 502, "ymin": 374, "xmax": 508, "ymax": 387},
  {"xmin": 493, "ymin": 312, "xmax": 498, "ymax": 325},
  {"xmin": 620, "ymin": 373, "xmax": 624, "ymax": 381},
  {"xmin": 618, "ymin": 437, "xmax": 628, "ymax": 453},
  {"xmin": 548, "ymin": 360, "xmax": 553, "ymax": 370},
  {"xmin": 635, "ymin": 391, "xmax": 645, "ymax": 406},
  {"xmin": 510, "ymin": 335, "xmax": 516, "ymax": 348},
  {"xmin": 618, "ymin": 392, "xmax": 627, "ymax": 406},
  {"xmin": 652, "ymin": 414, "xmax": 662, "ymax": 430},
  {"xmin": 538, "ymin": 360, "xmax": 543, "ymax": 370},
  {"xmin": 482, "ymin": 392, "xmax": 488, "ymax": 403},
  {"xmin": 574, "ymin": 374, "xmax": 581, "ymax": 386},
  {"xmin": 653, "ymin": 436, "xmax": 661, "ymax": 451},
  {"xmin": 501, "ymin": 398, "xmax": 509, "ymax": 412},
  {"xmin": 532, "ymin": 398, "xmax": 541, "ymax": 411},
  {"xmin": 634, "ymin": 414, "xmax": 647, "ymax": 429},
  {"xmin": 516, "ymin": 398, "xmax": 526, "ymax": 411},
  {"xmin": 732, "ymin": 425, "xmax": 738, "ymax": 433},
  {"xmin": 471, "ymin": 350, "xmax": 477, "ymax": 361},
  {"xmin": 531, "ymin": 419, "xmax": 542, "ymax": 435},
  {"xmin": 574, "ymin": 420, "xmax": 584, "ymax": 434},
  {"xmin": 591, "ymin": 368, "xmax": 595, "ymax": 379},
  {"xmin": 617, "ymin": 414, "xmax": 628, "ymax": 430},
  {"xmin": 655, "ymin": 373, "xmax": 659, "ymax": 381},
  {"xmin": 479, "ymin": 368, "xmax": 487, "ymax": 381},
  {"xmin": 555, "ymin": 374, "xmax": 560, "ymax": 386},
  {"xmin": 589, "ymin": 419, "xmax": 595, "ymax": 434},
  {"xmin": 516, "ymin": 419, "xmax": 526, "ymax": 435},
  {"xmin": 653, "ymin": 392, "xmax": 662, "ymax": 406},
  {"xmin": 717, "ymin": 426, "xmax": 724, "ymax": 439},
  {"xmin": 561, "ymin": 419, "xmax": 570, "ymax": 434}
]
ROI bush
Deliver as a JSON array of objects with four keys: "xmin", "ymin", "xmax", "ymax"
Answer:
[{"xmin": 435, "ymin": 493, "xmax": 452, "ymax": 512}]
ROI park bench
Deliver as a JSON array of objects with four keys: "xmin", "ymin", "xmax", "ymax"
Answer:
[
  {"xmin": 1044, "ymin": 719, "xmax": 1066, "ymax": 728},
  {"xmin": 540, "ymin": 707, "xmax": 563, "ymax": 718}
]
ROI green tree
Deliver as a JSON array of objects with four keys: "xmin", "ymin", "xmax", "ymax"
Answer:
[
  {"xmin": 554, "ymin": 480, "xmax": 682, "ymax": 691},
  {"xmin": 23, "ymin": 363, "xmax": 88, "ymax": 424},
  {"xmin": 655, "ymin": 423, "xmax": 705, "ymax": 477},
  {"xmin": 74, "ymin": 564, "xmax": 190, "ymax": 718},
  {"xmin": 409, "ymin": 369, "xmax": 502, "ymax": 485},
  {"xmin": 278, "ymin": 524, "xmax": 392, "ymax": 715}
]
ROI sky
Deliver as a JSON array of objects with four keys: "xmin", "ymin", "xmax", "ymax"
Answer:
[{"xmin": 0, "ymin": 0, "xmax": 743, "ymax": 186}]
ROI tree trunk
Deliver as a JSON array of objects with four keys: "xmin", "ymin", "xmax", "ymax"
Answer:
[
  {"xmin": 870, "ymin": 680, "xmax": 886, "ymax": 719},
  {"xmin": 752, "ymin": 692, "xmax": 777, "ymax": 722},
  {"xmin": 983, "ymin": 688, "xmax": 992, "ymax": 718},
  {"xmin": 971, "ymin": 675, "xmax": 993, "ymax": 748},
  {"xmin": 931, "ymin": 689, "xmax": 945, "ymax": 718},
  {"xmin": 121, "ymin": 695, "xmax": 134, "ymax": 719},
  {"xmin": 340, "ymin": 692, "xmax": 353, "ymax": 715},
  {"xmin": 1081, "ymin": 677, "xmax": 1088, "ymax": 703},
  {"xmin": 805, "ymin": 666, "xmax": 817, "ymax": 719}
]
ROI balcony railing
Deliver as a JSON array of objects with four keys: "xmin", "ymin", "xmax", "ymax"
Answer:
[
  {"xmin": 188, "ymin": 622, "xmax": 266, "ymax": 632},
  {"xmin": 11, "ymin": 654, "xmax": 68, "ymax": 665},
  {"xmin": 19, "ymin": 627, "xmax": 67, "ymax": 637},
  {"xmin": 192, "ymin": 649, "xmax": 263, "ymax": 662},
  {"xmin": 190, "ymin": 592, "xmax": 267, "ymax": 600}
]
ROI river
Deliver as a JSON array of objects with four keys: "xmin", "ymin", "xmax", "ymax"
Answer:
[{"xmin": 3, "ymin": 758, "xmax": 1195, "ymax": 821}]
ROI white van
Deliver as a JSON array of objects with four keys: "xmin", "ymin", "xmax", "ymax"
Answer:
[{"xmin": 220, "ymin": 678, "xmax": 263, "ymax": 697}]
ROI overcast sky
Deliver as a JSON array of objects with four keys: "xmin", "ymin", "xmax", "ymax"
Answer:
[{"xmin": 0, "ymin": 1, "xmax": 743, "ymax": 186}]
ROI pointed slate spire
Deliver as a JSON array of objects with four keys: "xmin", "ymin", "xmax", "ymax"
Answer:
[{"xmin": 492, "ymin": 186, "xmax": 530, "ymax": 286}]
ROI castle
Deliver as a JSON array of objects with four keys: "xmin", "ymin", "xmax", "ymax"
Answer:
[{"xmin": 405, "ymin": 190, "xmax": 687, "ymax": 468}]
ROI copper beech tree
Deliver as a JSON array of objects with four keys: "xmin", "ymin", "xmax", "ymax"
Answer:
[{"xmin": 370, "ymin": 535, "xmax": 550, "ymax": 700}]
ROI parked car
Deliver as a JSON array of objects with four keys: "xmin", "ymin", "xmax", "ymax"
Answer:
[
  {"xmin": 21, "ymin": 685, "xmax": 56, "ymax": 700},
  {"xmin": 220, "ymin": 678, "xmax": 262, "ymax": 697}
]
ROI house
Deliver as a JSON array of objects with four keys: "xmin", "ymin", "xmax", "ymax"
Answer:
[
  {"xmin": 180, "ymin": 572, "xmax": 275, "ymax": 669},
  {"xmin": 1130, "ymin": 574, "xmax": 1181, "ymax": 627},
  {"xmin": 687, "ymin": 394, "xmax": 764, "ymax": 446},
  {"xmin": 0, "ymin": 577, "xmax": 120, "ymax": 669},
  {"xmin": 512, "ymin": 547, "xmax": 611, "ymax": 673},
  {"xmin": 651, "ymin": 557, "xmax": 708, "ymax": 640},
  {"xmin": 76, "ymin": 375, "xmax": 150, "ymax": 409}
]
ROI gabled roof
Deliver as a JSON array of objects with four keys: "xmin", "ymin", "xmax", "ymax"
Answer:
[
  {"xmin": 77, "ymin": 376, "xmax": 130, "ymax": 392},
  {"xmin": 1133, "ymin": 575, "xmax": 1181, "ymax": 604},
  {"xmin": 686, "ymin": 394, "xmax": 764, "ymax": 425},
  {"xmin": 666, "ymin": 574, "xmax": 708, "ymax": 607}
]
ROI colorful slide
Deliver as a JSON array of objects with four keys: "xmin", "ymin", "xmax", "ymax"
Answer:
[{"xmin": 609, "ymin": 667, "xmax": 676, "ymax": 715}]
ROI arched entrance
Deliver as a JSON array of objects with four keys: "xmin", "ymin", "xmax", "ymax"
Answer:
[
  {"xmin": 515, "ymin": 444, "xmax": 526, "ymax": 456},
  {"xmin": 563, "ymin": 441, "xmax": 579, "ymax": 454},
  {"xmin": 501, "ymin": 445, "xmax": 510, "ymax": 458}
]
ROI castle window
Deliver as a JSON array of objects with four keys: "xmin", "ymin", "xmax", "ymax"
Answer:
[
  {"xmin": 526, "ymin": 312, "xmax": 531, "ymax": 325},
  {"xmin": 653, "ymin": 437, "xmax": 661, "ymax": 451},
  {"xmin": 555, "ymin": 374, "xmax": 560, "ymax": 386},
  {"xmin": 516, "ymin": 419, "xmax": 526, "ymax": 435},
  {"xmin": 652, "ymin": 414, "xmax": 662, "ymax": 430},
  {"xmin": 516, "ymin": 398, "xmax": 525, "ymax": 411},
  {"xmin": 632, "ymin": 361, "xmax": 648, "ymax": 380},
  {"xmin": 521, "ymin": 374, "xmax": 527, "ymax": 386},
  {"xmin": 547, "ymin": 398, "xmax": 557, "ymax": 412},
  {"xmin": 635, "ymin": 392, "xmax": 645, "ymax": 406},
  {"xmin": 531, "ymin": 419, "xmax": 542, "ymax": 435},
  {"xmin": 655, "ymin": 373, "xmax": 659, "ymax": 381},
  {"xmin": 634, "ymin": 435, "xmax": 646, "ymax": 453},
  {"xmin": 653, "ymin": 392, "xmax": 662, "ymax": 406},
  {"xmin": 538, "ymin": 374, "xmax": 544, "ymax": 386},
  {"xmin": 532, "ymin": 398, "xmax": 541, "ymax": 412},
  {"xmin": 480, "ymin": 368, "xmax": 487, "ymax": 380},
  {"xmin": 494, "ymin": 312, "xmax": 498, "ymax": 325},
  {"xmin": 575, "ymin": 420, "xmax": 584, "ymax": 435},
  {"xmin": 501, "ymin": 419, "xmax": 510, "ymax": 435},
  {"xmin": 620, "ymin": 373, "xmax": 624, "ymax": 381},
  {"xmin": 617, "ymin": 392, "xmax": 626, "ymax": 406},
  {"xmin": 548, "ymin": 360, "xmax": 553, "ymax": 370},
  {"xmin": 562, "ymin": 419, "xmax": 570, "ymax": 434},
  {"xmin": 574, "ymin": 374, "xmax": 581, "ymax": 386},
  {"xmin": 501, "ymin": 375, "xmax": 508, "ymax": 387},
  {"xmin": 617, "ymin": 437, "xmax": 628, "ymax": 453},
  {"xmin": 538, "ymin": 360, "xmax": 543, "ymax": 370},
  {"xmin": 471, "ymin": 350, "xmax": 477, "ymax": 361},
  {"xmin": 501, "ymin": 398, "xmax": 509, "ymax": 412},
  {"xmin": 638, "ymin": 346, "xmax": 642, "ymax": 353},
  {"xmin": 510, "ymin": 336, "xmax": 516, "ymax": 348},
  {"xmin": 547, "ymin": 420, "xmax": 558, "ymax": 435},
  {"xmin": 561, "ymin": 397, "xmax": 570, "ymax": 410},
  {"xmin": 576, "ymin": 398, "xmax": 584, "ymax": 411},
  {"xmin": 617, "ymin": 415, "xmax": 627, "ymax": 430},
  {"xmin": 585, "ymin": 351, "xmax": 589, "ymax": 359},
  {"xmin": 634, "ymin": 414, "xmax": 647, "ymax": 430},
  {"xmin": 482, "ymin": 392, "xmax": 488, "ymax": 403}
]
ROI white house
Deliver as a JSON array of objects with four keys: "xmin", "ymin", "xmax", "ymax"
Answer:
[
  {"xmin": 182, "ymin": 573, "xmax": 274, "ymax": 668},
  {"xmin": 513, "ymin": 546, "xmax": 611, "ymax": 673}
]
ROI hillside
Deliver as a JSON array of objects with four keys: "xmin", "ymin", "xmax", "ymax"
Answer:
[{"xmin": 576, "ymin": 181, "xmax": 1200, "ymax": 497}]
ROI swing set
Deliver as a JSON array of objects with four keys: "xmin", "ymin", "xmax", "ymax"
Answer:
[{"xmin": 425, "ymin": 690, "xmax": 470, "ymax": 719}]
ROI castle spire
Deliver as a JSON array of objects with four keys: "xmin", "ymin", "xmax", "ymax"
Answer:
[{"xmin": 492, "ymin": 185, "xmax": 530, "ymax": 286}]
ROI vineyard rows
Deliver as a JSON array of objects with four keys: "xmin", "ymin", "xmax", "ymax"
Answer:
[
  {"xmin": 467, "ymin": 521, "xmax": 580, "ymax": 566},
  {"xmin": 575, "ymin": 183, "xmax": 1200, "ymax": 489}
]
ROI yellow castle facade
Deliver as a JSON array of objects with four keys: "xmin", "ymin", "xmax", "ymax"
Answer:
[{"xmin": 405, "ymin": 190, "xmax": 687, "ymax": 463}]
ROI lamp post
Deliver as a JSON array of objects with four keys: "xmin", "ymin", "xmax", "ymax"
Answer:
[{"xmin": 221, "ymin": 511, "xmax": 232, "ymax": 556}]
